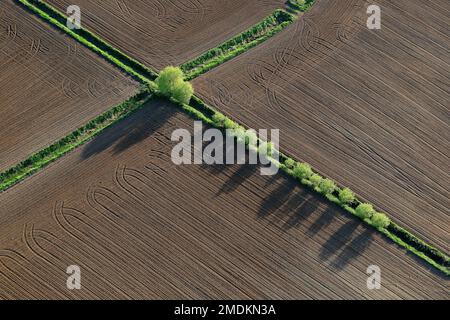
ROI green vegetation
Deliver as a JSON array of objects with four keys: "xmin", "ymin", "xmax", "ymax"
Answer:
[
  {"xmin": 286, "ymin": 0, "xmax": 316, "ymax": 13},
  {"xmin": 276, "ymin": 153, "xmax": 449, "ymax": 275},
  {"xmin": 259, "ymin": 141, "xmax": 274, "ymax": 157},
  {"xmin": 284, "ymin": 158, "xmax": 296, "ymax": 170},
  {"xmin": 370, "ymin": 212, "xmax": 391, "ymax": 229},
  {"xmin": 155, "ymin": 66, "xmax": 194, "ymax": 104},
  {"xmin": 0, "ymin": 88, "xmax": 152, "ymax": 192},
  {"xmin": 181, "ymin": 9, "xmax": 296, "ymax": 80},
  {"xmin": 309, "ymin": 174, "xmax": 322, "ymax": 189},
  {"xmin": 292, "ymin": 163, "xmax": 313, "ymax": 180},
  {"xmin": 339, "ymin": 187, "xmax": 355, "ymax": 204},
  {"xmin": 318, "ymin": 178, "xmax": 336, "ymax": 195},
  {"xmin": 355, "ymin": 203, "xmax": 375, "ymax": 219}
]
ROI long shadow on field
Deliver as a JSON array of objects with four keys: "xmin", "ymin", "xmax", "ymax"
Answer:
[
  {"xmin": 254, "ymin": 172, "xmax": 377, "ymax": 270},
  {"xmin": 217, "ymin": 164, "xmax": 258, "ymax": 194},
  {"xmin": 283, "ymin": 198, "xmax": 318, "ymax": 230},
  {"xmin": 257, "ymin": 176, "xmax": 298, "ymax": 220},
  {"xmin": 257, "ymin": 175, "xmax": 315, "ymax": 229},
  {"xmin": 319, "ymin": 220, "xmax": 360, "ymax": 263},
  {"xmin": 307, "ymin": 207, "xmax": 336, "ymax": 236},
  {"xmin": 331, "ymin": 229, "xmax": 374, "ymax": 270},
  {"xmin": 81, "ymin": 99, "xmax": 176, "ymax": 160}
]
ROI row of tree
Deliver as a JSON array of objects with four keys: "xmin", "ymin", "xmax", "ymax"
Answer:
[{"xmin": 284, "ymin": 160, "xmax": 390, "ymax": 229}]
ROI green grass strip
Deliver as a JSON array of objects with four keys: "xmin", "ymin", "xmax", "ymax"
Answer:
[
  {"xmin": 181, "ymin": 9, "xmax": 297, "ymax": 80},
  {"xmin": 286, "ymin": 0, "xmax": 316, "ymax": 14},
  {"xmin": 0, "ymin": 88, "xmax": 153, "ymax": 193}
]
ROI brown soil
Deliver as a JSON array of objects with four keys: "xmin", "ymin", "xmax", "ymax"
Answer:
[
  {"xmin": 193, "ymin": 0, "xmax": 450, "ymax": 252},
  {"xmin": 0, "ymin": 99, "xmax": 447, "ymax": 299},
  {"xmin": 46, "ymin": 0, "xmax": 286, "ymax": 71},
  {"xmin": 0, "ymin": 0, "xmax": 138, "ymax": 171}
]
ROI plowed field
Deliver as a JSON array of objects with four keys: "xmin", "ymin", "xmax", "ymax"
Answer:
[
  {"xmin": 46, "ymin": 0, "xmax": 286, "ymax": 70},
  {"xmin": 0, "ymin": 99, "xmax": 447, "ymax": 299},
  {"xmin": 0, "ymin": 0, "xmax": 138, "ymax": 171},
  {"xmin": 193, "ymin": 0, "xmax": 450, "ymax": 251}
]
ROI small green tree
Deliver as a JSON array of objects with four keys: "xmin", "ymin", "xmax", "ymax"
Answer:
[
  {"xmin": 284, "ymin": 158, "xmax": 296, "ymax": 170},
  {"xmin": 309, "ymin": 174, "xmax": 322, "ymax": 188},
  {"xmin": 371, "ymin": 212, "xmax": 391, "ymax": 229},
  {"xmin": 155, "ymin": 66, "xmax": 194, "ymax": 104},
  {"xmin": 259, "ymin": 141, "xmax": 274, "ymax": 157},
  {"xmin": 355, "ymin": 203, "xmax": 375, "ymax": 219},
  {"xmin": 172, "ymin": 81, "xmax": 194, "ymax": 105},
  {"xmin": 212, "ymin": 112, "xmax": 227, "ymax": 127},
  {"xmin": 293, "ymin": 163, "xmax": 313, "ymax": 180},
  {"xmin": 223, "ymin": 117, "xmax": 240, "ymax": 130},
  {"xmin": 155, "ymin": 66, "xmax": 184, "ymax": 95},
  {"xmin": 339, "ymin": 187, "xmax": 355, "ymax": 205},
  {"xmin": 319, "ymin": 178, "xmax": 336, "ymax": 195}
]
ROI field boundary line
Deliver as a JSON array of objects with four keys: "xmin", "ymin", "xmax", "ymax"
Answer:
[
  {"xmin": 16, "ymin": 0, "xmax": 157, "ymax": 85},
  {"xmin": 9, "ymin": 0, "xmax": 449, "ymax": 276},
  {"xmin": 0, "ymin": 88, "xmax": 153, "ymax": 193},
  {"xmin": 181, "ymin": 9, "xmax": 298, "ymax": 80},
  {"xmin": 174, "ymin": 97, "xmax": 450, "ymax": 276}
]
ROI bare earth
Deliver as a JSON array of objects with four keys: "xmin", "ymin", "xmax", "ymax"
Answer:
[
  {"xmin": 46, "ymin": 0, "xmax": 286, "ymax": 71},
  {"xmin": 193, "ymin": 0, "xmax": 450, "ymax": 252},
  {"xmin": 0, "ymin": 100, "xmax": 447, "ymax": 299},
  {"xmin": 0, "ymin": 0, "xmax": 138, "ymax": 171}
]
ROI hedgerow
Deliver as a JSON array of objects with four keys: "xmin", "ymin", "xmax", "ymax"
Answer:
[
  {"xmin": 286, "ymin": 0, "xmax": 316, "ymax": 13},
  {"xmin": 181, "ymin": 9, "xmax": 296, "ymax": 80},
  {"xmin": 339, "ymin": 187, "xmax": 355, "ymax": 205}
]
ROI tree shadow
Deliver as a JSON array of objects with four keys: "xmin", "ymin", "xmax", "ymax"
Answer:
[
  {"xmin": 319, "ymin": 219, "xmax": 360, "ymax": 262},
  {"xmin": 283, "ymin": 197, "xmax": 318, "ymax": 230},
  {"xmin": 307, "ymin": 207, "xmax": 336, "ymax": 236},
  {"xmin": 257, "ymin": 175, "xmax": 296, "ymax": 219},
  {"xmin": 330, "ymin": 229, "xmax": 374, "ymax": 270},
  {"xmin": 217, "ymin": 164, "xmax": 258, "ymax": 194},
  {"xmin": 81, "ymin": 98, "xmax": 176, "ymax": 160}
]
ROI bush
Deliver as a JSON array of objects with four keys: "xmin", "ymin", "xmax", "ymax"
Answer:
[
  {"xmin": 212, "ymin": 112, "xmax": 227, "ymax": 127},
  {"xmin": 224, "ymin": 118, "xmax": 240, "ymax": 130},
  {"xmin": 371, "ymin": 212, "xmax": 391, "ymax": 229},
  {"xmin": 155, "ymin": 66, "xmax": 183, "ymax": 95},
  {"xmin": 284, "ymin": 158, "xmax": 296, "ymax": 169},
  {"xmin": 259, "ymin": 141, "xmax": 274, "ymax": 157},
  {"xmin": 319, "ymin": 178, "xmax": 336, "ymax": 195},
  {"xmin": 309, "ymin": 174, "xmax": 322, "ymax": 188},
  {"xmin": 155, "ymin": 66, "xmax": 193, "ymax": 104},
  {"xmin": 288, "ymin": 0, "xmax": 315, "ymax": 12},
  {"xmin": 172, "ymin": 81, "xmax": 194, "ymax": 105},
  {"xmin": 355, "ymin": 203, "xmax": 375, "ymax": 219},
  {"xmin": 292, "ymin": 163, "xmax": 313, "ymax": 180},
  {"xmin": 339, "ymin": 187, "xmax": 355, "ymax": 204}
]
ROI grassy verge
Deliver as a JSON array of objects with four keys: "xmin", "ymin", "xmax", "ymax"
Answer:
[
  {"xmin": 286, "ymin": 0, "xmax": 316, "ymax": 14},
  {"xmin": 11, "ymin": 0, "xmax": 449, "ymax": 276},
  {"xmin": 181, "ymin": 9, "xmax": 296, "ymax": 80},
  {"xmin": 0, "ymin": 88, "xmax": 153, "ymax": 192},
  {"xmin": 17, "ymin": 0, "xmax": 157, "ymax": 85}
]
